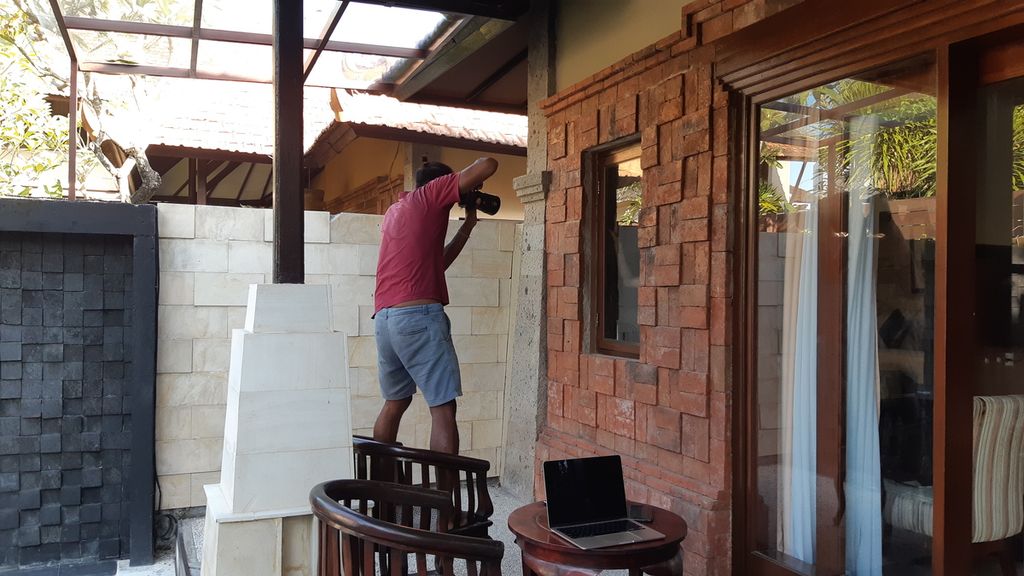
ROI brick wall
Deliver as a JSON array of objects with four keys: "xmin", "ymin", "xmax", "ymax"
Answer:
[
  {"xmin": 155, "ymin": 204, "xmax": 515, "ymax": 510},
  {"xmin": 535, "ymin": 1, "xmax": 802, "ymax": 574},
  {"xmin": 0, "ymin": 232, "xmax": 133, "ymax": 571},
  {"xmin": 323, "ymin": 175, "xmax": 402, "ymax": 215}
]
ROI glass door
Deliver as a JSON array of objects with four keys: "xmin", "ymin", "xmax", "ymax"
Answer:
[
  {"xmin": 750, "ymin": 56, "xmax": 939, "ymax": 575},
  {"xmin": 967, "ymin": 34, "xmax": 1024, "ymax": 576}
]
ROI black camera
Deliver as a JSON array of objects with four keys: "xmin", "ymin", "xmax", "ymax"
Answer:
[{"xmin": 460, "ymin": 188, "xmax": 501, "ymax": 216}]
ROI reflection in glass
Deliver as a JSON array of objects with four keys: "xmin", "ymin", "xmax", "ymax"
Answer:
[
  {"xmin": 70, "ymin": 31, "xmax": 191, "ymax": 68},
  {"xmin": 755, "ymin": 58, "xmax": 937, "ymax": 574},
  {"xmin": 58, "ymin": 0, "xmax": 194, "ymax": 26},
  {"xmin": 303, "ymin": 50, "xmax": 403, "ymax": 89},
  {"xmin": 329, "ymin": 3, "xmax": 453, "ymax": 50},
  {"xmin": 971, "ymin": 77, "xmax": 1024, "ymax": 576},
  {"xmin": 197, "ymin": 41, "xmax": 271, "ymax": 82},
  {"xmin": 599, "ymin": 146, "xmax": 642, "ymax": 348}
]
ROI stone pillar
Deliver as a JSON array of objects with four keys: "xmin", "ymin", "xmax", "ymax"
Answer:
[
  {"xmin": 202, "ymin": 284, "xmax": 351, "ymax": 576},
  {"xmin": 501, "ymin": 0, "xmax": 554, "ymax": 500}
]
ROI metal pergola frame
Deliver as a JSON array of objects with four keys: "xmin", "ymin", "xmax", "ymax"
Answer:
[{"xmin": 37, "ymin": 0, "xmax": 527, "ymax": 285}]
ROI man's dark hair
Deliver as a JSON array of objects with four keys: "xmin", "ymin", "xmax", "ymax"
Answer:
[{"xmin": 415, "ymin": 160, "xmax": 453, "ymax": 188}]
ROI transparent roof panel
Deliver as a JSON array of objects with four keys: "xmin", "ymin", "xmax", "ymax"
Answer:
[
  {"xmin": 202, "ymin": 0, "xmax": 341, "ymax": 38},
  {"xmin": 71, "ymin": 31, "xmax": 192, "ymax": 68},
  {"xmin": 198, "ymin": 41, "xmax": 272, "ymax": 82},
  {"xmin": 58, "ymin": 0, "xmax": 194, "ymax": 26},
  {"xmin": 303, "ymin": 49, "xmax": 402, "ymax": 89},
  {"xmin": 329, "ymin": 4, "xmax": 451, "ymax": 49}
]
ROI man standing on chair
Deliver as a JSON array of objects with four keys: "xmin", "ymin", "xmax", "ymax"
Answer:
[{"xmin": 371, "ymin": 157, "xmax": 499, "ymax": 454}]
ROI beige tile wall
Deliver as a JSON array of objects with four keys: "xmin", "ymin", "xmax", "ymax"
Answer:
[{"xmin": 155, "ymin": 204, "xmax": 515, "ymax": 510}]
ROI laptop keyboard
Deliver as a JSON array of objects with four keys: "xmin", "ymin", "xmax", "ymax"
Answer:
[{"xmin": 558, "ymin": 519, "xmax": 643, "ymax": 539}]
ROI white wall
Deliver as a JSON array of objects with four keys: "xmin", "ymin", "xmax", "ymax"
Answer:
[{"xmin": 154, "ymin": 204, "xmax": 515, "ymax": 509}]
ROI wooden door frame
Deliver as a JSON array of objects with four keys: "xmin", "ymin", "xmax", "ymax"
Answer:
[{"xmin": 723, "ymin": 1, "xmax": 1024, "ymax": 575}]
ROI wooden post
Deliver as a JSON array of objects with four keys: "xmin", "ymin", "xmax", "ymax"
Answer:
[
  {"xmin": 272, "ymin": 0, "xmax": 304, "ymax": 284},
  {"xmin": 68, "ymin": 59, "xmax": 77, "ymax": 201}
]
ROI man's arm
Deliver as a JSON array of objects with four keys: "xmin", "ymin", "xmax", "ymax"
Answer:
[
  {"xmin": 443, "ymin": 202, "xmax": 476, "ymax": 269},
  {"xmin": 443, "ymin": 157, "xmax": 497, "ymax": 269}
]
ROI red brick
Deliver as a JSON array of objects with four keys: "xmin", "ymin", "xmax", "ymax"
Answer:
[
  {"xmin": 680, "ymin": 196, "xmax": 710, "ymax": 220},
  {"xmin": 652, "ymin": 263, "xmax": 680, "ymax": 286},
  {"xmin": 713, "ymin": 106, "xmax": 729, "ymax": 157},
  {"xmin": 650, "ymin": 326, "xmax": 682, "ymax": 348},
  {"xmin": 641, "ymin": 144, "xmax": 659, "ymax": 169},
  {"xmin": 712, "ymin": 147, "xmax": 730, "ymax": 204},
  {"xmin": 597, "ymin": 394, "xmax": 635, "ymax": 438},
  {"xmin": 710, "ymin": 297, "xmax": 728, "ymax": 345},
  {"xmin": 680, "ymin": 306, "xmax": 708, "ymax": 329},
  {"xmin": 657, "ymin": 159, "xmax": 683, "ymax": 185},
  {"xmin": 638, "ymin": 286, "xmax": 657, "ymax": 307},
  {"xmin": 694, "ymin": 241, "xmax": 711, "ymax": 284},
  {"xmin": 547, "ymin": 381, "xmax": 563, "ymax": 417},
  {"xmin": 639, "ymin": 206, "xmax": 658, "ymax": 228},
  {"xmin": 658, "ymin": 97, "xmax": 683, "ymax": 125},
  {"xmin": 653, "ymin": 181, "xmax": 682, "ymax": 206},
  {"xmin": 564, "ymin": 253, "xmax": 580, "ymax": 287},
  {"xmin": 682, "ymin": 156, "xmax": 698, "ymax": 198},
  {"xmin": 563, "ymin": 320, "xmax": 580, "ymax": 353},
  {"xmin": 647, "ymin": 344, "xmax": 681, "ymax": 370},
  {"xmin": 678, "ymin": 284, "xmax": 708, "ymax": 307},
  {"xmin": 680, "ymin": 220, "xmax": 709, "ymax": 243},
  {"xmin": 734, "ymin": 0, "xmax": 768, "ymax": 30},
  {"xmin": 681, "ymin": 414, "xmax": 710, "ymax": 462},
  {"xmin": 701, "ymin": 11, "xmax": 734, "ymax": 43},
  {"xmin": 709, "ymin": 348, "xmax": 731, "ymax": 395}
]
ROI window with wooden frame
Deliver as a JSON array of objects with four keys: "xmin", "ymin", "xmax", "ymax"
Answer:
[{"xmin": 588, "ymin": 137, "xmax": 642, "ymax": 357}]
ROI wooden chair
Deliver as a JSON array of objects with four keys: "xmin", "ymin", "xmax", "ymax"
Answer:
[
  {"xmin": 310, "ymin": 479, "xmax": 504, "ymax": 576},
  {"xmin": 352, "ymin": 435, "xmax": 495, "ymax": 538},
  {"xmin": 885, "ymin": 395, "xmax": 1024, "ymax": 575}
]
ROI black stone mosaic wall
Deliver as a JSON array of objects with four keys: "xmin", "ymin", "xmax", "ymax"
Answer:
[{"xmin": 0, "ymin": 232, "xmax": 133, "ymax": 573}]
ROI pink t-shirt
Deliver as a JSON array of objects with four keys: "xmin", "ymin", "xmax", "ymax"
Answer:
[{"xmin": 374, "ymin": 173, "xmax": 461, "ymax": 314}]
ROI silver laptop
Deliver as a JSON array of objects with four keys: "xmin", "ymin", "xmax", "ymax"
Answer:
[{"xmin": 543, "ymin": 455, "xmax": 664, "ymax": 549}]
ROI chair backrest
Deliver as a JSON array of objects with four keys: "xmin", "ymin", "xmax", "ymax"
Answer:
[
  {"xmin": 310, "ymin": 479, "xmax": 504, "ymax": 576},
  {"xmin": 352, "ymin": 436, "xmax": 494, "ymax": 536},
  {"xmin": 973, "ymin": 394, "xmax": 1024, "ymax": 542}
]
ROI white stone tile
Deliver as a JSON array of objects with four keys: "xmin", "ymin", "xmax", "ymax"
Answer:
[
  {"xmin": 444, "ymin": 253, "xmax": 472, "ymax": 278},
  {"xmin": 347, "ymin": 335, "xmax": 377, "ymax": 368},
  {"xmin": 227, "ymin": 241, "xmax": 272, "ymax": 274},
  {"xmin": 189, "ymin": 471, "xmax": 220, "ymax": 508},
  {"xmin": 233, "ymin": 388, "xmax": 350, "ymax": 454},
  {"xmin": 305, "ymin": 243, "xmax": 358, "ymax": 275},
  {"xmin": 155, "ymin": 406, "xmax": 192, "ymax": 441},
  {"xmin": 471, "ymin": 307, "xmax": 509, "ymax": 335},
  {"xmin": 357, "ymin": 245, "xmax": 378, "ymax": 276},
  {"xmin": 282, "ymin": 515, "xmax": 315, "ymax": 576},
  {"xmin": 329, "ymin": 275, "xmax": 376, "ymax": 307},
  {"xmin": 227, "ymin": 447, "xmax": 352, "ymax": 514},
  {"xmin": 157, "ymin": 204, "xmax": 195, "ymax": 239},
  {"xmin": 453, "ymin": 334, "xmax": 498, "ymax": 364},
  {"xmin": 351, "ymin": 395, "xmax": 385, "ymax": 429},
  {"xmin": 445, "ymin": 307, "xmax": 471, "ymax": 335},
  {"xmin": 305, "ymin": 211, "xmax": 331, "ymax": 243},
  {"xmin": 499, "ymin": 279, "xmax": 513, "ymax": 306},
  {"xmin": 472, "ymin": 419, "xmax": 502, "ymax": 449},
  {"xmin": 226, "ymin": 306, "xmax": 247, "ymax": 332},
  {"xmin": 465, "ymin": 221, "xmax": 498, "ymax": 250},
  {"xmin": 209, "ymin": 516, "xmax": 282, "ymax": 575},
  {"xmin": 159, "ymin": 239, "xmax": 228, "ymax": 272},
  {"xmin": 157, "ymin": 473, "xmax": 191, "ymax": 509},
  {"xmin": 156, "ymin": 373, "xmax": 227, "ymax": 407},
  {"xmin": 498, "ymin": 221, "xmax": 518, "ymax": 252},
  {"xmin": 459, "ymin": 363, "xmax": 507, "ymax": 392},
  {"xmin": 192, "ymin": 338, "xmax": 231, "ymax": 373},
  {"xmin": 447, "ymin": 278, "xmax": 499, "ymax": 307},
  {"xmin": 356, "ymin": 305, "xmax": 375, "ymax": 336},
  {"xmin": 156, "ymin": 437, "xmax": 224, "ymax": 475},
  {"xmin": 159, "ymin": 272, "xmax": 195, "ymax": 306},
  {"xmin": 244, "ymin": 284, "xmax": 333, "ymax": 334},
  {"xmin": 157, "ymin": 338, "xmax": 192, "ymax": 374},
  {"xmin": 195, "ymin": 205, "xmax": 265, "ymax": 241},
  {"xmin": 471, "ymin": 250, "xmax": 512, "ymax": 279},
  {"xmin": 193, "ymin": 273, "xmax": 263, "ymax": 307},
  {"xmin": 229, "ymin": 331, "xmax": 347, "ymax": 392},
  {"xmin": 497, "ymin": 334, "xmax": 508, "ymax": 363},
  {"xmin": 304, "ymin": 274, "xmax": 329, "ymax": 285},
  {"xmin": 330, "ymin": 213, "xmax": 382, "ymax": 245},
  {"xmin": 455, "ymin": 391, "xmax": 499, "ymax": 422},
  {"xmin": 160, "ymin": 305, "xmax": 229, "ymax": 339},
  {"xmin": 331, "ymin": 306, "xmax": 359, "ymax": 336},
  {"xmin": 192, "ymin": 405, "xmax": 227, "ymax": 439},
  {"xmin": 348, "ymin": 367, "xmax": 380, "ymax": 398}
]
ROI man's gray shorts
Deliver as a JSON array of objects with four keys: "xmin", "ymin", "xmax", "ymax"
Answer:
[{"xmin": 374, "ymin": 303, "xmax": 462, "ymax": 407}]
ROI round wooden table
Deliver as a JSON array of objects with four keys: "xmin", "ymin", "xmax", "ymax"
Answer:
[{"xmin": 507, "ymin": 502, "xmax": 687, "ymax": 576}]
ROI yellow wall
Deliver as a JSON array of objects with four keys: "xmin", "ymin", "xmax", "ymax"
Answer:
[
  {"xmin": 313, "ymin": 137, "xmax": 405, "ymax": 203},
  {"xmin": 555, "ymin": 0, "xmax": 687, "ymax": 91},
  {"xmin": 314, "ymin": 136, "xmax": 527, "ymax": 221},
  {"xmin": 439, "ymin": 147, "xmax": 526, "ymax": 221}
]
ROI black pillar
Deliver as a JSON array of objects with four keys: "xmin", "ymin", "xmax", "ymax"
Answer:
[{"xmin": 272, "ymin": 0, "xmax": 305, "ymax": 283}]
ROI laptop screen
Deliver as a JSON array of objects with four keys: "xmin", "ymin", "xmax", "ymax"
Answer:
[{"xmin": 543, "ymin": 455, "xmax": 628, "ymax": 528}]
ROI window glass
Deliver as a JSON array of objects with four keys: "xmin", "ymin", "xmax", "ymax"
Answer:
[
  {"xmin": 594, "ymin": 143, "xmax": 642, "ymax": 354},
  {"xmin": 754, "ymin": 57, "xmax": 937, "ymax": 574}
]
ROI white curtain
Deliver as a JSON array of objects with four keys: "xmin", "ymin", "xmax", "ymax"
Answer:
[
  {"xmin": 845, "ymin": 116, "xmax": 884, "ymax": 575},
  {"xmin": 779, "ymin": 202, "xmax": 818, "ymax": 564}
]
